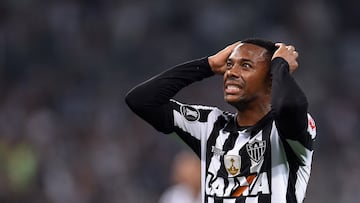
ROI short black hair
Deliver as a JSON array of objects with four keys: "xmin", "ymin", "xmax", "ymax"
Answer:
[{"xmin": 241, "ymin": 38, "xmax": 277, "ymax": 56}]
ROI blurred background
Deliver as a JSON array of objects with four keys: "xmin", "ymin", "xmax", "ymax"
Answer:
[{"xmin": 0, "ymin": 0, "xmax": 359, "ymax": 202}]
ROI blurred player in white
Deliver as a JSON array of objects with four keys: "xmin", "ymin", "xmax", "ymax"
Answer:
[{"xmin": 159, "ymin": 150, "xmax": 201, "ymax": 203}]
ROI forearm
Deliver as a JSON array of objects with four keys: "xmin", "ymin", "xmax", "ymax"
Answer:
[
  {"xmin": 270, "ymin": 57, "xmax": 308, "ymax": 139},
  {"xmin": 125, "ymin": 57, "xmax": 214, "ymax": 133}
]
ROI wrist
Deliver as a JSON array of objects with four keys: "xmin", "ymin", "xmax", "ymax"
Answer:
[{"xmin": 207, "ymin": 56, "xmax": 215, "ymax": 72}]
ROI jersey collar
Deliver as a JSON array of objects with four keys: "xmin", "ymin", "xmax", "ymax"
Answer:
[{"xmin": 223, "ymin": 111, "xmax": 273, "ymax": 137}]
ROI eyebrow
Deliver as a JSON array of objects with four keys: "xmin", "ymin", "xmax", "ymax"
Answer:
[{"xmin": 227, "ymin": 58, "xmax": 253, "ymax": 64}]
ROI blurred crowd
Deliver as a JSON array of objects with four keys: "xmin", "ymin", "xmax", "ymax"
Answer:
[{"xmin": 0, "ymin": 0, "xmax": 359, "ymax": 202}]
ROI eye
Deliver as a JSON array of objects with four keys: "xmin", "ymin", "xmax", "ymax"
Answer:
[
  {"xmin": 242, "ymin": 63, "xmax": 252, "ymax": 69},
  {"xmin": 226, "ymin": 61, "xmax": 233, "ymax": 69}
]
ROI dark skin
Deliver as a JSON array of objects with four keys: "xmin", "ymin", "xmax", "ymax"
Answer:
[{"xmin": 208, "ymin": 42, "xmax": 299, "ymax": 127}]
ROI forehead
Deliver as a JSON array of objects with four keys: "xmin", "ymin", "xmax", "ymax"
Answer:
[{"xmin": 229, "ymin": 43, "xmax": 268, "ymax": 61}]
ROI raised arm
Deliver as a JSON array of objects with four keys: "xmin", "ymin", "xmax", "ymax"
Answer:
[
  {"xmin": 125, "ymin": 58, "xmax": 213, "ymax": 133},
  {"xmin": 270, "ymin": 43, "xmax": 309, "ymax": 140},
  {"xmin": 125, "ymin": 42, "xmax": 239, "ymax": 133}
]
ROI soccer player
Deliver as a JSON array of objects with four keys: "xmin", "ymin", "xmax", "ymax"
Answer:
[
  {"xmin": 125, "ymin": 39, "xmax": 316, "ymax": 203},
  {"xmin": 159, "ymin": 150, "xmax": 201, "ymax": 203}
]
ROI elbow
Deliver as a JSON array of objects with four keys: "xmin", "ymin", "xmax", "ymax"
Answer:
[
  {"xmin": 125, "ymin": 90, "xmax": 134, "ymax": 109},
  {"xmin": 125, "ymin": 89, "xmax": 174, "ymax": 134},
  {"xmin": 125, "ymin": 88, "xmax": 143, "ymax": 114}
]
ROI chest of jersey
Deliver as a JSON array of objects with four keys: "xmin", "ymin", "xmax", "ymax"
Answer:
[{"xmin": 205, "ymin": 126, "xmax": 272, "ymax": 198}]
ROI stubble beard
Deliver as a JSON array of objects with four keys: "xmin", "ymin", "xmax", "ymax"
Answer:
[{"xmin": 226, "ymin": 96, "xmax": 255, "ymax": 112}]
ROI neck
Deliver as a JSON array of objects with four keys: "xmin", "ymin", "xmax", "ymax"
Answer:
[{"xmin": 236, "ymin": 102, "xmax": 271, "ymax": 127}]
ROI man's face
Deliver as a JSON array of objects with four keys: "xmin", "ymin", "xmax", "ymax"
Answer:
[{"xmin": 223, "ymin": 43, "xmax": 271, "ymax": 109}]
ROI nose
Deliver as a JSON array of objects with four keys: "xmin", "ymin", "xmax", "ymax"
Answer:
[{"xmin": 226, "ymin": 64, "xmax": 240, "ymax": 78}]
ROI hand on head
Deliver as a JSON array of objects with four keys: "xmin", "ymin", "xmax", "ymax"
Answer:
[
  {"xmin": 209, "ymin": 41, "xmax": 299, "ymax": 75},
  {"xmin": 272, "ymin": 43, "xmax": 299, "ymax": 74},
  {"xmin": 208, "ymin": 41, "xmax": 241, "ymax": 75}
]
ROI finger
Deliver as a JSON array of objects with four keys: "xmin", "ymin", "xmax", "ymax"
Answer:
[
  {"xmin": 293, "ymin": 51, "xmax": 299, "ymax": 57},
  {"xmin": 222, "ymin": 41, "xmax": 240, "ymax": 54},
  {"xmin": 275, "ymin": 43, "xmax": 285, "ymax": 48},
  {"xmin": 293, "ymin": 61, "xmax": 299, "ymax": 69},
  {"xmin": 286, "ymin": 45, "xmax": 295, "ymax": 51},
  {"xmin": 228, "ymin": 41, "xmax": 241, "ymax": 50}
]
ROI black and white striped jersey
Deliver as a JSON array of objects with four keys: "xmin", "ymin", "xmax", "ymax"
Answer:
[
  {"xmin": 126, "ymin": 57, "xmax": 317, "ymax": 203},
  {"xmin": 171, "ymin": 99, "xmax": 316, "ymax": 203}
]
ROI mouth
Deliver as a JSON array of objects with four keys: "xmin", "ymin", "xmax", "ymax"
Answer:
[{"xmin": 224, "ymin": 82, "xmax": 242, "ymax": 94}]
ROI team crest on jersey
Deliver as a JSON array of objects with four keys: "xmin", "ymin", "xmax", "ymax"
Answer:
[
  {"xmin": 246, "ymin": 140, "xmax": 266, "ymax": 163},
  {"xmin": 180, "ymin": 105, "xmax": 200, "ymax": 121},
  {"xmin": 224, "ymin": 155, "xmax": 241, "ymax": 176}
]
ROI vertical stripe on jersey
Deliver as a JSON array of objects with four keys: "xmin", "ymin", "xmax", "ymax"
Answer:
[
  {"xmin": 235, "ymin": 198, "xmax": 245, "ymax": 203},
  {"xmin": 245, "ymin": 196, "xmax": 258, "ymax": 203},
  {"xmin": 218, "ymin": 131, "xmax": 239, "ymax": 194},
  {"xmin": 281, "ymin": 137, "xmax": 302, "ymax": 203},
  {"xmin": 206, "ymin": 115, "xmax": 228, "ymax": 172},
  {"xmin": 270, "ymin": 122, "xmax": 288, "ymax": 203},
  {"xmin": 257, "ymin": 123, "xmax": 272, "ymax": 203},
  {"xmin": 258, "ymin": 194, "xmax": 271, "ymax": 203},
  {"xmin": 214, "ymin": 198, "xmax": 222, "ymax": 203},
  {"xmin": 294, "ymin": 164, "xmax": 312, "ymax": 202},
  {"xmin": 224, "ymin": 198, "xmax": 236, "ymax": 203},
  {"xmin": 174, "ymin": 126, "xmax": 201, "ymax": 157},
  {"xmin": 228, "ymin": 131, "xmax": 251, "ymax": 197},
  {"xmin": 201, "ymin": 131, "xmax": 207, "ymax": 203}
]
